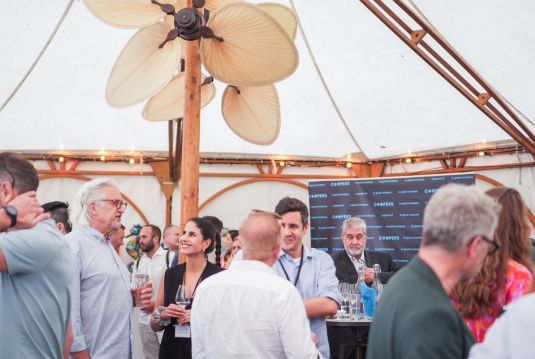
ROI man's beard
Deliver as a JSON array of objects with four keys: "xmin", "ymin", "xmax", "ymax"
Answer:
[{"xmin": 141, "ymin": 242, "xmax": 154, "ymax": 253}]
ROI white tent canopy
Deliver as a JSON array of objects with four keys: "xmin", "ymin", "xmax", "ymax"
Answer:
[{"xmin": 2, "ymin": 0, "xmax": 534, "ymax": 160}]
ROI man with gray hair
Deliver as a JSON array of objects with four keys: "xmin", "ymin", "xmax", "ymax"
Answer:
[
  {"xmin": 332, "ymin": 216, "xmax": 398, "ymax": 285},
  {"xmin": 192, "ymin": 210, "xmax": 320, "ymax": 358},
  {"xmin": 367, "ymin": 183, "xmax": 502, "ymax": 359},
  {"xmin": 67, "ymin": 178, "xmax": 132, "ymax": 359}
]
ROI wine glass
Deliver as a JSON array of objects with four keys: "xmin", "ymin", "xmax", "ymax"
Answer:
[{"xmin": 175, "ymin": 284, "xmax": 191, "ymax": 309}]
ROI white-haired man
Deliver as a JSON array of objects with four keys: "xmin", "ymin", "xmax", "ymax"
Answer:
[
  {"xmin": 67, "ymin": 178, "xmax": 132, "ymax": 359},
  {"xmin": 332, "ymin": 216, "xmax": 399, "ymax": 285},
  {"xmin": 192, "ymin": 210, "xmax": 320, "ymax": 358},
  {"xmin": 367, "ymin": 184, "xmax": 502, "ymax": 359}
]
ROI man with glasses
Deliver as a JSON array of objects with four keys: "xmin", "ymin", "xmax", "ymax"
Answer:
[
  {"xmin": 66, "ymin": 178, "xmax": 132, "ymax": 359},
  {"xmin": 0, "ymin": 153, "xmax": 73, "ymax": 359},
  {"xmin": 332, "ymin": 217, "xmax": 399, "ymax": 285},
  {"xmin": 367, "ymin": 184, "xmax": 502, "ymax": 359}
]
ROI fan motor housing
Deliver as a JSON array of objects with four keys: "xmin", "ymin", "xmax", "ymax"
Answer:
[{"xmin": 175, "ymin": 8, "xmax": 205, "ymax": 41}]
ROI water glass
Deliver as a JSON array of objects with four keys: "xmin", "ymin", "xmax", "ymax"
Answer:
[{"xmin": 133, "ymin": 274, "xmax": 149, "ymax": 307}]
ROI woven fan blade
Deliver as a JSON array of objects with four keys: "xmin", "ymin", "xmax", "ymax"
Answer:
[
  {"xmin": 143, "ymin": 73, "xmax": 216, "ymax": 121},
  {"xmin": 257, "ymin": 3, "xmax": 297, "ymax": 39},
  {"xmin": 221, "ymin": 84, "xmax": 280, "ymax": 145},
  {"xmin": 106, "ymin": 22, "xmax": 180, "ymax": 107},
  {"xmin": 84, "ymin": 0, "xmax": 175, "ymax": 28},
  {"xmin": 201, "ymin": 3, "xmax": 298, "ymax": 86}
]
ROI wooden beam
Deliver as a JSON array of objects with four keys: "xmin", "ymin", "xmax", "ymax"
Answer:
[
  {"xmin": 150, "ymin": 162, "xmax": 178, "ymax": 227},
  {"xmin": 256, "ymin": 164, "xmax": 266, "ymax": 175},
  {"xmin": 439, "ymin": 159, "xmax": 449, "ymax": 169},
  {"xmin": 352, "ymin": 164, "xmax": 371, "ymax": 178},
  {"xmin": 458, "ymin": 157, "xmax": 468, "ymax": 168},
  {"xmin": 68, "ymin": 160, "xmax": 80, "ymax": 172},
  {"xmin": 361, "ymin": 0, "xmax": 535, "ymax": 155},
  {"xmin": 370, "ymin": 163, "xmax": 385, "ymax": 177},
  {"xmin": 47, "ymin": 160, "xmax": 56, "ymax": 171},
  {"xmin": 180, "ymin": 24, "xmax": 201, "ymax": 231}
]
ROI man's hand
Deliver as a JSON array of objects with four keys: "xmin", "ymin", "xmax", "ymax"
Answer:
[
  {"xmin": 363, "ymin": 267, "xmax": 375, "ymax": 284},
  {"xmin": 311, "ymin": 332, "xmax": 319, "ymax": 348},
  {"xmin": 140, "ymin": 283, "xmax": 155, "ymax": 313},
  {"xmin": 8, "ymin": 191, "xmax": 50, "ymax": 229}
]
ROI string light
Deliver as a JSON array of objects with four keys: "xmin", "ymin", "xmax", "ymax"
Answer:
[
  {"xmin": 279, "ymin": 160, "xmax": 286, "ymax": 167},
  {"xmin": 100, "ymin": 155, "xmax": 106, "ymax": 162},
  {"xmin": 346, "ymin": 162, "xmax": 352, "ymax": 168},
  {"xmin": 405, "ymin": 158, "xmax": 413, "ymax": 164},
  {"xmin": 477, "ymin": 151, "xmax": 485, "ymax": 157},
  {"xmin": 58, "ymin": 156, "xmax": 64, "ymax": 163},
  {"xmin": 129, "ymin": 158, "xmax": 135, "ymax": 165}
]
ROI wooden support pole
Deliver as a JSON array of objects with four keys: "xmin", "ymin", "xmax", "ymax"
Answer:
[{"xmin": 180, "ymin": 10, "xmax": 202, "ymax": 234}]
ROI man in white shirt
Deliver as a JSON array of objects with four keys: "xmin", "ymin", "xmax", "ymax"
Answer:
[
  {"xmin": 132, "ymin": 224, "xmax": 171, "ymax": 359},
  {"xmin": 192, "ymin": 210, "xmax": 320, "ymax": 359}
]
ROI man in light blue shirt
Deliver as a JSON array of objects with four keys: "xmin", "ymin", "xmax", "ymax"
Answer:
[
  {"xmin": 67, "ymin": 178, "xmax": 132, "ymax": 359},
  {"xmin": 0, "ymin": 153, "xmax": 73, "ymax": 359},
  {"xmin": 273, "ymin": 197, "xmax": 341, "ymax": 359}
]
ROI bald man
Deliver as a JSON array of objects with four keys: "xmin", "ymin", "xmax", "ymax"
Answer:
[{"xmin": 192, "ymin": 211, "xmax": 319, "ymax": 358}]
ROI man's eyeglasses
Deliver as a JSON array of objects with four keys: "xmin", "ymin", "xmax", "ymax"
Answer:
[
  {"xmin": 480, "ymin": 235, "xmax": 500, "ymax": 255},
  {"xmin": 98, "ymin": 199, "xmax": 128, "ymax": 210}
]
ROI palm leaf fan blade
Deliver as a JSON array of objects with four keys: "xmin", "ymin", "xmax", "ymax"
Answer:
[
  {"xmin": 143, "ymin": 73, "xmax": 216, "ymax": 121},
  {"xmin": 201, "ymin": 3, "xmax": 298, "ymax": 86},
  {"xmin": 221, "ymin": 84, "xmax": 280, "ymax": 145},
  {"xmin": 106, "ymin": 22, "xmax": 180, "ymax": 107},
  {"xmin": 84, "ymin": 0, "xmax": 169, "ymax": 29},
  {"xmin": 257, "ymin": 3, "xmax": 297, "ymax": 39}
]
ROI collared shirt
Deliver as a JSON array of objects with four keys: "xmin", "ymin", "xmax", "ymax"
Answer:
[
  {"xmin": 0, "ymin": 220, "xmax": 73, "ymax": 359},
  {"xmin": 67, "ymin": 226, "xmax": 132, "ymax": 359},
  {"xmin": 131, "ymin": 247, "xmax": 170, "ymax": 325},
  {"xmin": 273, "ymin": 246, "xmax": 341, "ymax": 359},
  {"xmin": 192, "ymin": 260, "xmax": 319, "ymax": 359},
  {"xmin": 469, "ymin": 292, "xmax": 535, "ymax": 359},
  {"xmin": 347, "ymin": 251, "xmax": 366, "ymax": 272}
]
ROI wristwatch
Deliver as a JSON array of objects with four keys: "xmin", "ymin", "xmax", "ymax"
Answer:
[{"xmin": 3, "ymin": 205, "xmax": 17, "ymax": 228}]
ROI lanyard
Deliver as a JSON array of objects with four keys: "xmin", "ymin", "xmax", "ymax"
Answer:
[
  {"xmin": 278, "ymin": 245, "xmax": 304, "ymax": 287},
  {"xmin": 182, "ymin": 263, "xmax": 206, "ymax": 298}
]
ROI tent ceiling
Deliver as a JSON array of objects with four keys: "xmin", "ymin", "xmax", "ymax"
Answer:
[{"xmin": 1, "ymin": 0, "xmax": 533, "ymax": 160}]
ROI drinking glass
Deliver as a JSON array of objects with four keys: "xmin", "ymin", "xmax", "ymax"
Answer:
[
  {"xmin": 133, "ymin": 274, "xmax": 149, "ymax": 307},
  {"xmin": 175, "ymin": 285, "xmax": 191, "ymax": 309}
]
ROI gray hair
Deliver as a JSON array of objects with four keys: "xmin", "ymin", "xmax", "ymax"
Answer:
[
  {"xmin": 342, "ymin": 217, "xmax": 367, "ymax": 234},
  {"xmin": 422, "ymin": 183, "xmax": 501, "ymax": 252},
  {"xmin": 69, "ymin": 178, "xmax": 118, "ymax": 229}
]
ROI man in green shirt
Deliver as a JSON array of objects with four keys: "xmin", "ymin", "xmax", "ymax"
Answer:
[{"xmin": 367, "ymin": 184, "xmax": 501, "ymax": 359}]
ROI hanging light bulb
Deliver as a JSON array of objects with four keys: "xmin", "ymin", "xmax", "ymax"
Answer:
[
  {"xmin": 58, "ymin": 156, "xmax": 65, "ymax": 163},
  {"xmin": 346, "ymin": 162, "xmax": 352, "ymax": 168},
  {"xmin": 279, "ymin": 160, "xmax": 286, "ymax": 167},
  {"xmin": 477, "ymin": 151, "xmax": 485, "ymax": 157},
  {"xmin": 100, "ymin": 155, "xmax": 106, "ymax": 162},
  {"xmin": 405, "ymin": 158, "xmax": 413, "ymax": 164},
  {"xmin": 129, "ymin": 158, "xmax": 135, "ymax": 164}
]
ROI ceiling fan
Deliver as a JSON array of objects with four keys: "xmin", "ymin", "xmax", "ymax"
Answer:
[{"xmin": 84, "ymin": 0, "xmax": 299, "ymax": 145}]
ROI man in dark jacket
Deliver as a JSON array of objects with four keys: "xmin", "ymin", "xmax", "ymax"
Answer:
[
  {"xmin": 331, "ymin": 217, "xmax": 398, "ymax": 285},
  {"xmin": 367, "ymin": 184, "xmax": 501, "ymax": 359}
]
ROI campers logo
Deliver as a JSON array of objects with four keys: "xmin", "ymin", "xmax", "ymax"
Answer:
[{"xmin": 309, "ymin": 193, "xmax": 327, "ymax": 199}]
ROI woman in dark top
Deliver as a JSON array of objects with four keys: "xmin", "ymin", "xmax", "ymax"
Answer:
[{"xmin": 150, "ymin": 217, "xmax": 224, "ymax": 359}]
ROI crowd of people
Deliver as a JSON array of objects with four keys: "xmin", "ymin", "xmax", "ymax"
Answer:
[{"xmin": 1, "ymin": 152, "xmax": 534, "ymax": 359}]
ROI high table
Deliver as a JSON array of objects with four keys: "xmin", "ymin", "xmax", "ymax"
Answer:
[{"xmin": 326, "ymin": 318, "xmax": 372, "ymax": 359}]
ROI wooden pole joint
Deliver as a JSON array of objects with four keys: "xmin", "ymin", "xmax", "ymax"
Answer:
[
  {"xmin": 477, "ymin": 93, "xmax": 491, "ymax": 106},
  {"xmin": 410, "ymin": 29, "xmax": 426, "ymax": 45}
]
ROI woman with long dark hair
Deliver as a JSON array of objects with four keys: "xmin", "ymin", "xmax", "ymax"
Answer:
[
  {"xmin": 150, "ymin": 217, "xmax": 224, "ymax": 358},
  {"xmin": 451, "ymin": 187, "xmax": 533, "ymax": 342}
]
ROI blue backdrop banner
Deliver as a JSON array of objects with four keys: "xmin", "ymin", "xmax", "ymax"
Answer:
[{"xmin": 308, "ymin": 173, "xmax": 475, "ymax": 266}]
